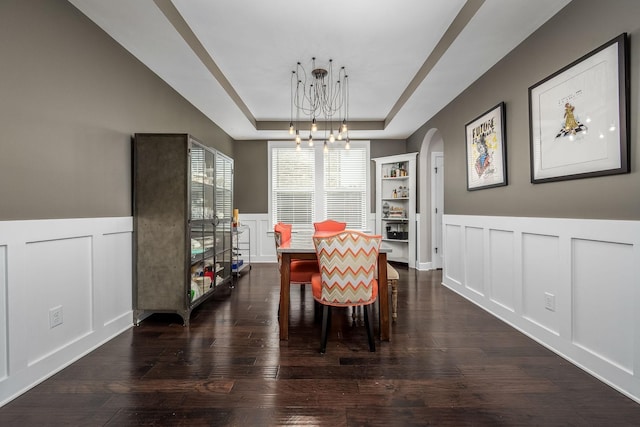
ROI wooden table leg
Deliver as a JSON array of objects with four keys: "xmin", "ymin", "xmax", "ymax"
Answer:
[
  {"xmin": 378, "ymin": 252, "xmax": 390, "ymax": 341},
  {"xmin": 279, "ymin": 252, "xmax": 291, "ymax": 340}
]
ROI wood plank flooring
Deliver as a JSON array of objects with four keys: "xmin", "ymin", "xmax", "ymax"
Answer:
[{"xmin": 2, "ymin": 264, "xmax": 640, "ymax": 426}]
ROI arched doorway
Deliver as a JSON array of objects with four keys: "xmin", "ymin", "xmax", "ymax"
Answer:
[{"xmin": 418, "ymin": 129, "xmax": 443, "ymax": 270}]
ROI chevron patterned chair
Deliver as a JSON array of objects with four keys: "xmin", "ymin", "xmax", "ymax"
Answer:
[
  {"xmin": 313, "ymin": 219, "xmax": 347, "ymax": 232},
  {"xmin": 312, "ymin": 230, "xmax": 382, "ymax": 353}
]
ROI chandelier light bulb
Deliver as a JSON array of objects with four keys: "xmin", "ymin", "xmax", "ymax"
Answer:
[
  {"xmin": 323, "ymin": 141, "xmax": 328, "ymax": 153},
  {"xmin": 288, "ymin": 122, "xmax": 294, "ymax": 135},
  {"xmin": 340, "ymin": 120, "xmax": 348, "ymax": 133},
  {"xmin": 311, "ymin": 118, "xmax": 318, "ymax": 132},
  {"xmin": 308, "ymin": 134, "xmax": 313, "ymax": 147},
  {"xmin": 329, "ymin": 131, "xmax": 335, "ymax": 143},
  {"xmin": 295, "ymin": 130, "xmax": 301, "ymax": 144},
  {"xmin": 345, "ymin": 138, "xmax": 350, "ymax": 150},
  {"xmin": 337, "ymin": 132, "xmax": 343, "ymax": 141},
  {"xmin": 296, "ymin": 140, "xmax": 301, "ymax": 151}
]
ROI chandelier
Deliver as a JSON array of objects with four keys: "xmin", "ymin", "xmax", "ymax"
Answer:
[{"xmin": 289, "ymin": 57, "xmax": 350, "ymax": 151}]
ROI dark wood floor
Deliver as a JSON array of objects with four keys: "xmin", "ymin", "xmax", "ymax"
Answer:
[{"xmin": 2, "ymin": 264, "xmax": 640, "ymax": 426}]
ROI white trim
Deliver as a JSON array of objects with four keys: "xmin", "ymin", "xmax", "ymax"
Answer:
[
  {"xmin": 431, "ymin": 152, "xmax": 443, "ymax": 269},
  {"xmin": 442, "ymin": 214, "xmax": 640, "ymax": 404},
  {"xmin": 267, "ymin": 140, "xmax": 371, "ymax": 231},
  {"xmin": 233, "ymin": 213, "xmax": 276, "ymax": 263},
  {"xmin": 373, "ymin": 153, "xmax": 418, "ymax": 268},
  {"xmin": 0, "ymin": 217, "xmax": 133, "ymax": 407}
]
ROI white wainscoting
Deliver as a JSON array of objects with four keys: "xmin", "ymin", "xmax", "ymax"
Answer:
[
  {"xmin": 0, "ymin": 217, "xmax": 133, "ymax": 407},
  {"xmin": 235, "ymin": 214, "xmax": 277, "ymax": 263},
  {"xmin": 236, "ymin": 213, "xmax": 378, "ymax": 264},
  {"xmin": 442, "ymin": 214, "xmax": 640, "ymax": 403}
]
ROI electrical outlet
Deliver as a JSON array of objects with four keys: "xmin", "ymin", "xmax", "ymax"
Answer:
[
  {"xmin": 49, "ymin": 305, "xmax": 63, "ymax": 328},
  {"xmin": 544, "ymin": 293, "xmax": 555, "ymax": 312}
]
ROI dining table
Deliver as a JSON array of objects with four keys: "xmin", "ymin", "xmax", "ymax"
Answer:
[{"xmin": 276, "ymin": 231, "xmax": 391, "ymax": 341}]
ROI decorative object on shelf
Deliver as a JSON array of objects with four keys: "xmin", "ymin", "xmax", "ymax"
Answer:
[
  {"xmin": 233, "ymin": 208, "xmax": 239, "ymax": 226},
  {"xmin": 465, "ymin": 102, "xmax": 507, "ymax": 191},
  {"xmin": 289, "ymin": 57, "xmax": 350, "ymax": 151},
  {"xmin": 388, "ymin": 206, "xmax": 405, "ymax": 218},
  {"xmin": 382, "ymin": 202, "xmax": 390, "ymax": 218},
  {"xmin": 385, "ymin": 221, "xmax": 408, "ymax": 240},
  {"xmin": 529, "ymin": 33, "xmax": 629, "ymax": 183}
]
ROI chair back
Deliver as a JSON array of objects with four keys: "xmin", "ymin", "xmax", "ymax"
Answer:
[
  {"xmin": 313, "ymin": 230, "xmax": 381, "ymax": 306},
  {"xmin": 273, "ymin": 222, "xmax": 293, "ymax": 271},
  {"xmin": 274, "ymin": 222, "xmax": 292, "ymax": 243},
  {"xmin": 313, "ymin": 219, "xmax": 347, "ymax": 232},
  {"xmin": 274, "ymin": 222, "xmax": 318, "ymax": 283}
]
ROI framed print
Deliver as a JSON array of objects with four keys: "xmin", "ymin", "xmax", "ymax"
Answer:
[
  {"xmin": 465, "ymin": 102, "xmax": 507, "ymax": 190},
  {"xmin": 529, "ymin": 33, "xmax": 629, "ymax": 183}
]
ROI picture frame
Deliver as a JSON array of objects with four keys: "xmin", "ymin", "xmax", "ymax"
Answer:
[
  {"xmin": 465, "ymin": 102, "xmax": 507, "ymax": 191},
  {"xmin": 528, "ymin": 33, "xmax": 629, "ymax": 184}
]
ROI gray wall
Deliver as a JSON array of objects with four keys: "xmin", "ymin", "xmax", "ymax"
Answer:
[
  {"xmin": 0, "ymin": 0, "xmax": 233, "ymax": 221},
  {"xmin": 9, "ymin": 1, "xmax": 629, "ymax": 222},
  {"xmin": 408, "ymin": 0, "xmax": 640, "ymax": 220},
  {"xmin": 233, "ymin": 141, "xmax": 269, "ymax": 214}
]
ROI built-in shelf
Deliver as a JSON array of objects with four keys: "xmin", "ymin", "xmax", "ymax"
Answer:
[{"xmin": 374, "ymin": 153, "xmax": 418, "ymax": 268}]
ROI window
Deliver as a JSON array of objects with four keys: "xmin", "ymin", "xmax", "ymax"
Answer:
[{"xmin": 269, "ymin": 141, "xmax": 369, "ymax": 230}]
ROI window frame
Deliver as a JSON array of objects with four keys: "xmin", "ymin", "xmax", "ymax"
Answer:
[{"xmin": 268, "ymin": 140, "xmax": 370, "ymax": 231}]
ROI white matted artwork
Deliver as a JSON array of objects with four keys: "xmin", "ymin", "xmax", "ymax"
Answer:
[
  {"xmin": 465, "ymin": 102, "xmax": 507, "ymax": 191},
  {"xmin": 529, "ymin": 33, "xmax": 629, "ymax": 183}
]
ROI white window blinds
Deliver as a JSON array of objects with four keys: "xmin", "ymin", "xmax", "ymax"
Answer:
[
  {"xmin": 271, "ymin": 147, "xmax": 315, "ymax": 228},
  {"xmin": 324, "ymin": 147, "xmax": 367, "ymax": 229},
  {"xmin": 270, "ymin": 141, "xmax": 370, "ymax": 231}
]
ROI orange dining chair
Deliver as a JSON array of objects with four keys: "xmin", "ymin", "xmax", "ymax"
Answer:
[
  {"xmin": 313, "ymin": 219, "xmax": 347, "ymax": 232},
  {"xmin": 274, "ymin": 222, "xmax": 319, "ymax": 292},
  {"xmin": 312, "ymin": 230, "xmax": 381, "ymax": 353}
]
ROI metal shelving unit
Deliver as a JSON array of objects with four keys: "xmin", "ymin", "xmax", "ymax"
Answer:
[{"xmin": 232, "ymin": 224, "xmax": 251, "ymax": 281}]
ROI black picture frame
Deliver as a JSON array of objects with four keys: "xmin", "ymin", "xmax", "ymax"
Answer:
[
  {"xmin": 465, "ymin": 102, "xmax": 507, "ymax": 191},
  {"xmin": 528, "ymin": 33, "xmax": 629, "ymax": 184}
]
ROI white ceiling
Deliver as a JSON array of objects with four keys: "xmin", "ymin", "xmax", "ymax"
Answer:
[{"xmin": 68, "ymin": 0, "xmax": 570, "ymax": 141}]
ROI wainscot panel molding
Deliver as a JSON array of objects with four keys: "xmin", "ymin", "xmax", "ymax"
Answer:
[
  {"xmin": 236, "ymin": 214, "xmax": 276, "ymax": 263},
  {"xmin": 0, "ymin": 217, "xmax": 133, "ymax": 407},
  {"xmin": 414, "ymin": 213, "xmax": 433, "ymax": 271},
  {"xmin": 442, "ymin": 214, "xmax": 640, "ymax": 404}
]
